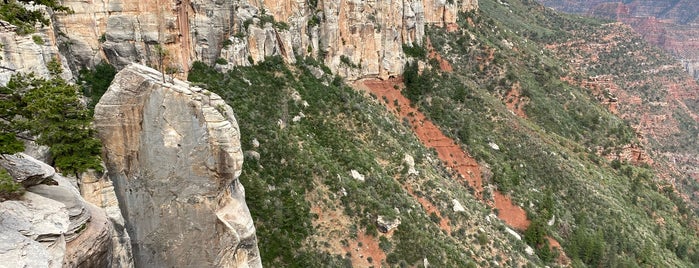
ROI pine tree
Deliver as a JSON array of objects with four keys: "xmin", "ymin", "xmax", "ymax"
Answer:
[{"xmin": 0, "ymin": 58, "xmax": 102, "ymax": 177}]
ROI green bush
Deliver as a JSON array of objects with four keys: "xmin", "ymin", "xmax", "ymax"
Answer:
[
  {"xmin": 79, "ymin": 62, "xmax": 117, "ymax": 111},
  {"xmin": 215, "ymin": 57, "xmax": 228, "ymax": 65},
  {"xmin": 402, "ymin": 42, "xmax": 427, "ymax": 59},
  {"xmin": 339, "ymin": 55, "xmax": 359, "ymax": 69},
  {"xmin": 0, "ymin": 167, "xmax": 24, "ymax": 200},
  {"xmin": 32, "ymin": 35, "xmax": 44, "ymax": 45},
  {"xmin": 2, "ymin": 59, "xmax": 103, "ymax": 176},
  {"xmin": 0, "ymin": 1, "xmax": 70, "ymax": 35}
]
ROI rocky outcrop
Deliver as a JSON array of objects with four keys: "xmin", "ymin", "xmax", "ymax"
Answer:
[
  {"xmin": 93, "ymin": 63, "xmax": 261, "ymax": 268},
  {"xmin": 54, "ymin": 0, "xmax": 237, "ymax": 74},
  {"xmin": 223, "ymin": 0, "xmax": 479, "ymax": 79},
  {"xmin": 0, "ymin": 18, "xmax": 72, "ymax": 86},
  {"xmin": 0, "ymin": 154, "xmax": 113, "ymax": 267},
  {"xmin": 53, "ymin": 0, "xmax": 477, "ymax": 80}
]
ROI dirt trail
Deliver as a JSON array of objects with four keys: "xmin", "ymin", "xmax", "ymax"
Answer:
[
  {"xmin": 356, "ymin": 78, "xmax": 530, "ymax": 228},
  {"xmin": 357, "ymin": 77, "xmax": 570, "ymax": 264}
]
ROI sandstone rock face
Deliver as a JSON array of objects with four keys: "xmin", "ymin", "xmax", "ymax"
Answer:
[
  {"xmin": 243, "ymin": 0, "xmax": 479, "ymax": 79},
  {"xmin": 93, "ymin": 63, "xmax": 261, "ymax": 268},
  {"xmin": 53, "ymin": 0, "xmax": 477, "ymax": 80},
  {"xmin": 55, "ymin": 0, "xmax": 236, "ymax": 74},
  {"xmin": 0, "ymin": 154, "xmax": 113, "ymax": 268},
  {"xmin": 0, "ymin": 19, "xmax": 72, "ymax": 86},
  {"xmin": 79, "ymin": 171, "xmax": 135, "ymax": 268}
]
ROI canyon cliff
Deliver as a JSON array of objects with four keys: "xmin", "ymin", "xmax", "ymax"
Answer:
[
  {"xmin": 93, "ymin": 64, "xmax": 261, "ymax": 267},
  {"xmin": 537, "ymin": 0, "xmax": 699, "ymax": 80},
  {"xmin": 53, "ymin": 0, "xmax": 477, "ymax": 80}
]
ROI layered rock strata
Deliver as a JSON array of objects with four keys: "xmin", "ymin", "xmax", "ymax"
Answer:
[
  {"xmin": 538, "ymin": 0, "xmax": 699, "ymax": 80},
  {"xmin": 93, "ymin": 63, "xmax": 261, "ymax": 268},
  {"xmin": 0, "ymin": 19, "xmax": 72, "ymax": 86},
  {"xmin": 53, "ymin": 0, "xmax": 477, "ymax": 80},
  {"xmin": 0, "ymin": 154, "xmax": 113, "ymax": 267}
]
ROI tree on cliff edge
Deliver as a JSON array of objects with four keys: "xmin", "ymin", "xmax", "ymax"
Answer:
[{"xmin": 0, "ymin": 58, "xmax": 102, "ymax": 177}]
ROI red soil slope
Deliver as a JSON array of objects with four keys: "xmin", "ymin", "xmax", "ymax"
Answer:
[{"xmin": 356, "ymin": 77, "xmax": 568, "ymax": 263}]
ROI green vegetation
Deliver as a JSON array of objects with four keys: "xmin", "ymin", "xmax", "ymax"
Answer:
[
  {"xmin": 0, "ymin": 0, "xmax": 70, "ymax": 35},
  {"xmin": 402, "ymin": 42, "xmax": 427, "ymax": 59},
  {"xmin": 189, "ymin": 56, "xmax": 537, "ymax": 267},
  {"xmin": 0, "ymin": 59, "xmax": 102, "ymax": 177},
  {"xmin": 394, "ymin": 0, "xmax": 699, "ymax": 266},
  {"xmin": 339, "ymin": 55, "xmax": 359, "ymax": 69},
  {"xmin": 0, "ymin": 167, "xmax": 24, "ymax": 200},
  {"xmin": 32, "ymin": 35, "xmax": 44, "ymax": 45},
  {"xmin": 222, "ymin": 39, "xmax": 233, "ymax": 48},
  {"xmin": 307, "ymin": 14, "xmax": 320, "ymax": 28},
  {"xmin": 184, "ymin": 0, "xmax": 699, "ymax": 267},
  {"xmin": 215, "ymin": 57, "xmax": 228, "ymax": 65},
  {"xmin": 78, "ymin": 62, "xmax": 117, "ymax": 111}
]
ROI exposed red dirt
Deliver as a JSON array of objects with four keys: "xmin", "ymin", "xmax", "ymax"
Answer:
[
  {"xmin": 357, "ymin": 78, "xmax": 483, "ymax": 194},
  {"xmin": 356, "ymin": 77, "xmax": 569, "ymax": 263},
  {"xmin": 405, "ymin": 185, "xmax": 452, "ymax": 233},
  {"xmin": 356, "ymin": 78, "xmax": 527, "ymax": 227},
  {"xmin": 426, "ymin": 37, "xmax": 454, "ymax": 72},
  {"xmin": 493, "ymin": 191, "xmax": 530, "ymax": 231},
  {"xmin": 308, "ymin": 183, "xmax": 387, "ymax": 267},
  {"xmin": 343, "ymin": 232, "xmax": 387, "ymax": 267},
  {"xmin": 504, "ymin": 82, "xmax": 529, "ymax": 118}
]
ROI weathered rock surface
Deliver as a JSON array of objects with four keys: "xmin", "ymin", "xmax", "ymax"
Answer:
[
  {"xmin": 55, "ymin": 0, "xmax": 237, "ymax": 74},
  {"xmin": 0, "ymin": 18, "xmax": 72, "ymax": 86},
  {"xmin": 79, "ymin": 171, "xmax": 134, "ymax": 268},
  {"xmin": 53, "ymin": 0, "xmax": 477, "ymax": 80},
  {"xmin": 0, "ymin": 153, "xmax": 56, "ymax": 187},
  {"xmin": 0, "ymin": 154, "xmax": 113, "ymax": 268},
  {"xmin": 93, "ymin": 63, "xmax": 261, "ymax": 268},
  {"xmin": 376, "ymin": 215, "xmax": 401, "ymax": 233}
]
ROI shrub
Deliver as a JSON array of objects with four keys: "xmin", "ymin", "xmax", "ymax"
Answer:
[
  {"xmin": 402, "ymin": 42, "xmax": 427, "ymax": 59},
  {"xmin": 339, "ymin": 55, "xmax": 359, "ymax": 69},
  {"xmin": 216, "ymin": 57, "xmax": 228, "ymax": 65},
  {"xmin": 222, "ymin": 39, "xmax": 233, "ymax": 48},
  {"xmin": 0, "ymin": 167, "xmax": 24, "ymax": 200},
  {"xmin": 32, "ymin": 35, "xmax": 44, "ymax": 45},
  {"xmin": 79, "ymin": 62, "xmax": 117, "ymax": 111},
  {"xmin": 2, "ymin": 59, "xmax": 103, "ymax": 176}
]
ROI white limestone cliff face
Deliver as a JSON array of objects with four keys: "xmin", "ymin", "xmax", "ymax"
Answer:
[
  {"xmin": 53, "ymin": 0, "xmax": 477, "ymax": 80},
  {"xmin": 0, "ymin": 19, "xmax": 72, "ymax": 86},
  {"xmin": 54, "ymin": 0, "xmax": 236, "ymax": 75},
  {"xmin": 0, "ymin": 154, "xmax": 113, "ymax": 267},
  {"xmin": 93, "ymin": 63, "xmax": 261, "ymax": 268}
]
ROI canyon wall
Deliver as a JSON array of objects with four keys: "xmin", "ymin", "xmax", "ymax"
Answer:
[
  {"xmin": 0, "ymin": 18, "xmax": 72, "ymax": 85},
  {"xmin": 537, "ymin": 0, "xmax": 699, "ymax": 80},
  {"xmin": 53, "ymin": 0, "xmax": 478, "ymax": 80},
  {"xmin": 93, "ymin": 64, "xmax": 261, "ymax": 267}
]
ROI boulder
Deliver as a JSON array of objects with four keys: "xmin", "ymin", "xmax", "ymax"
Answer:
[
  {"xmin": 0, "ymin": 153, "xmax": 56, "ymax": 187},
  {"xmin": 376, "ymin": 216, "xmax": 401, "ymax": 233},
  {"xmin": 0, "ymin": 167, "xmax": 113, "ymax": 267}
]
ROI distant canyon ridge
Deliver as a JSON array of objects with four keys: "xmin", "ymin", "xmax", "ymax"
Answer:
[{"xmin": 537, "ymin": 0, "xmax": 699, "ymax": 80}]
